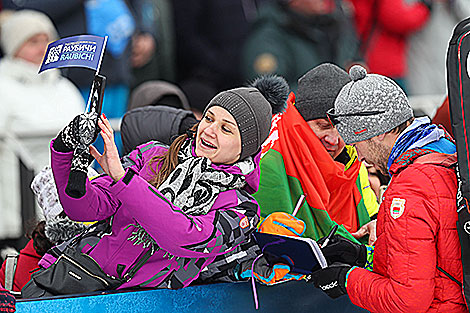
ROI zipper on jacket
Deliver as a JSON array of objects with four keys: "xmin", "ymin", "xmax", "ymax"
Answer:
[
  {"xmin": 60, "ymin": 254, "xmax": 109, "ymax": 287},
  {"xmin": 123, "ymin": 248, "xmax": 153, "ymax": 282}
]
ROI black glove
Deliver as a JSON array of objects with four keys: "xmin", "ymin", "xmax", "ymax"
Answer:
[
  {"xmin": 0, "ymin": 289, "xmax": 16, "ymax": 312},
  {"xmin": 235, "ymin": 255, "xmax": 305, "ymax": 285},
  {"xmin": 318, "ymin": 234, "xmax": 366, "ymax": 267},
  {"xmin": 308, "ymin": 263, "xmax": 351, "ymax": 299}
]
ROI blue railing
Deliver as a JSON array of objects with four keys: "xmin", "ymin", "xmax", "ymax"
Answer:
[{"xmin": 16, "ymin": 281, "xmax": 367, "ymax": 313}]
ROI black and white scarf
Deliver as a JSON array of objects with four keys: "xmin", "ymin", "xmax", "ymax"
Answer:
[
  {"xmin": 127, "ymin": 139, "xmax": 255, "ymax": 252},
  {"xmin": 158, "ymin": 139, "xmax": 255, "ymax": 215}
]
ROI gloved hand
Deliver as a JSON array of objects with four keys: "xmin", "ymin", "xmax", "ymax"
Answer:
[
  {"xmin": 307, "ymin": 263, "xmax": 351, "ymax": 299},
  {"xmin": 54, "ymin": 112, "xmax": 100, "ymax": 152},
  {"xmin": 54, "ymin": 113, "xmax": 100, "ymax": 198},
  {"xmin": 54, "ymin": 114, "xmax": 81, "ymax": 152},
  {"xmin": 318, "ymin": 234, "xmax": 366, "ymax": 267},
  {"xmin": 0, "ymin": 289, "xmax": 16, "ymax": 313},
  {"xmin": 236, "ymin": 255, "xmax": 305, "ymax": 285}
]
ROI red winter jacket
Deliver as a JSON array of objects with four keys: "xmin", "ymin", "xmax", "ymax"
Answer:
[
  {"xmin": 0, "ymin": 240, "xmax": 41, "ymax": 293},
  {"xmin": 346, "ymin": 153, "xmax": 467, "ymax": 312},
  {"xmin": 347, "ymin": 0, "xmax": 430, "ymax": 79}
]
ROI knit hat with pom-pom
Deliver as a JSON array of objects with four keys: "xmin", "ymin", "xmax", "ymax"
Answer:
[
  {"xmin": 332, "ymin": 65, "xmax": 413, "ymax": 144},
  {"xmin": 203, "ymin": 75, "xmax": 289, "ymax": 160}
]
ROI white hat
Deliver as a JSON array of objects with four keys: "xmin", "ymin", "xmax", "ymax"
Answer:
[{"xmin": 0, "ymin": 10, "xmax": 57, "ymax": 57}]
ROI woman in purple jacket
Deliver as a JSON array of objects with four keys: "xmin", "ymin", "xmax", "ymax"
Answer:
[{"xmin": 22, "ymin": 76, "xmax": 288, "ymax": 297}]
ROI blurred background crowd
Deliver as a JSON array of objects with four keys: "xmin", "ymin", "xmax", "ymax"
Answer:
[{"xmin": 0, "ymin": 0, "xmax": 468, "ymax": 262}]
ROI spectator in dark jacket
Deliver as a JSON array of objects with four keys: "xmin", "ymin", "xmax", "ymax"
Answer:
[
  {"xmin": 172, "ymin": 0, "xmax": 260, "ymax": 92},
  {"xmin": 121, "ymin": 105, "xmax": 197, "ymax": 155},
  {"xmin": 127, "ymin": 80, "xmax": 190, "ymax": 111},
  {"xmin": 242, "ymin": 0, "xmax": 359, "ymax": 90}
]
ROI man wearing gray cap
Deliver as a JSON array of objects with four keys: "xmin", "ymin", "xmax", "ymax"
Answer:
[
  {"xmin": 296, "ymin": 63, "xmax": 380, "ymax": 236},
  {"xmin": 256, "ymin": 63, "xmax": 379, "ymax": 242},
  {"xmin": 310, "ymin": 65, "xmax": 466, "ymax": 312}
]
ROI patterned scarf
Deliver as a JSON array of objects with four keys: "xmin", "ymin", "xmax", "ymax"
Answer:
[
  {"xmin": 158, "ymin": 139, "xmax": 253, "ymax": 215},
  {"xmin": 128, "ymin": 139, "xmax": 255, "ymax": 251},
  {"xmin": 387, "ymin": 117, "xmax": 445, "ymax": 172}
]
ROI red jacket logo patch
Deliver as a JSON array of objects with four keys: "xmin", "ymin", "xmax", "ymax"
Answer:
[{"xmin": 390, "ymin": 198, "xmax": 406, "ymax": 219}]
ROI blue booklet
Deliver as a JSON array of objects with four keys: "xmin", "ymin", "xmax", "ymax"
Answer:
[{"xmin": 253, "ymin": 232, "xmax": 328, "ymax": 275}]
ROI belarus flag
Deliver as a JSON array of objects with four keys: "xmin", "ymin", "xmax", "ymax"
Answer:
[{"xmin": 254, "ymin": 93, "xmax": 372, "ymax": 242}]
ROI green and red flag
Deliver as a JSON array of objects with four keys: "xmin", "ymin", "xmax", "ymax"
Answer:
[{"xmin": 254, "ymin": 93, "xmax": 371, "ymax": 243}]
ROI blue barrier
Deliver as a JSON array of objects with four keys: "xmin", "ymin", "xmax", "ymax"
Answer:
[{"xmin": 16, "ymin": 281, "xmax": 367, "ymax": 313}]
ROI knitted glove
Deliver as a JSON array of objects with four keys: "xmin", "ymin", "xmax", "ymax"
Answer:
[
  {"xmin": 236, "ymin": 255, "xmax": 305, "ymax": 285},
  {"xmin": 0, "ymin": 289, "xmax": 16, "ymax": 313},
  {"xmin": 65, "ymin": 146, "xmax": 93, "ymax": 198},
  {"xmin": 54, "ymin": 112, "xmax": 100, "ymax": 152},
  {"xmin": 54, "ymin": 113, "xmax": 99, "ymax": 198},
  {"xmin": 54, "ymin": 114, "xmax": 81, "ymax": 152},
  {"xmin": 318, "ymin": 234, "xmax": 367, "ymax": 267},
  {"xmin": 308, "ymin": 263, "xmax": 351, "ymax": 299}
]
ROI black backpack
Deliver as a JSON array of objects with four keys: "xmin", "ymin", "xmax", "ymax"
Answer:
[{"xmin": 447, "ymin": 16, "xmax": 470, "ymax": 310}]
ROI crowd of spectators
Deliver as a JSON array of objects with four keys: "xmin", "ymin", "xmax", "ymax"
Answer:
[{"xmin": 0, "ymin": 0, "xmax": 468, "ymax": 311}]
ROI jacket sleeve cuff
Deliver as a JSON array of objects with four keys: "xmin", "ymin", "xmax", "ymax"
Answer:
[
  {"xmin": 109, "ymin": 167, "xmax": 138, "ymax": 195},
  {"xmin": 52, "ymin": 135, "xmax": 73, "ymax": 153},
  {"xmin": 364, "ymin": 245, "xmax": 375, "ymax": 271},
  {"xmin": 345, "ymin": 266, "xmax": 358, "ymax": 288}
]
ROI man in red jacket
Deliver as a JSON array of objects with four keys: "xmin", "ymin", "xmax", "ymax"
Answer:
[{"xmin": 310, "ymin": 65, "xmax": 467, "ymax": 312}]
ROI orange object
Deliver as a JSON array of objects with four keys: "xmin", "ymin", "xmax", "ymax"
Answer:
[{"xmin": 258, "ymin": 212, "xmax": 306, "ymax": 237}]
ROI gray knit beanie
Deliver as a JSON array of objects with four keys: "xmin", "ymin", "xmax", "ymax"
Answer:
[
  {"xmin": 203, "ymin": 88, "xmax": 273, "ymax": 160},
  {"xmin": 203, "ymin": 75, "xmax": 289, "ymax": 160},
  {"xmin": 295, "ymin": 63, "xmax": 351, "ymax": 121},
  {"xmin": 333, "ymin": 65, "xmax": 413, "ymax": 144}
]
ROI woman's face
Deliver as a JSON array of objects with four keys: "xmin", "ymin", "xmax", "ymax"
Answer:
[
  {"xmin": 195, "ymin": 106, "xmax": 241, "ymax": 164},
  {"xmin": 15, "ymin": 33, "xmax": 49, "ymax": 65}
]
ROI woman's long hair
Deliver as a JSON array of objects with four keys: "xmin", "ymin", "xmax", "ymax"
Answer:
[
  {"xmin": 29, "ymin": 221, "xmax": 53, "ymax": 256},
  {"xmin": 148, "ymin": 123, "xmax": 198, "ymax": 188}
]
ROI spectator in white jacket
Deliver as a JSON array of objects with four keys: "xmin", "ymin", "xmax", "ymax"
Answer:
[{"xmin": 0, "ymin": 10, "xmax": 84, "ymax": 242}]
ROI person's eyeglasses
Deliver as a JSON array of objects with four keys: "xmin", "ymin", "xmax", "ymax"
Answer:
[{"xmin": 326, "ymin": 108, "xmax": 386, "ymax": 126}]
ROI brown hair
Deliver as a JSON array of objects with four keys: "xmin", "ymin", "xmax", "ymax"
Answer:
[
  {"xmin": 147, "ymin": 124, "xmax": 198, "ymax": 188},
  {"xmin": 29, "ymin": 221, "xmax": 53, "ymax": 256},
  {"xmin": 387, "ymin": 117, "xmax": 414, "ymax": 135}
]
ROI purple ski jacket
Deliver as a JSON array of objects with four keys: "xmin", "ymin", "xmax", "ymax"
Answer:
[{"xmin": 50, "ymin": 140, "xmax": 261, "ymax": 289}]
